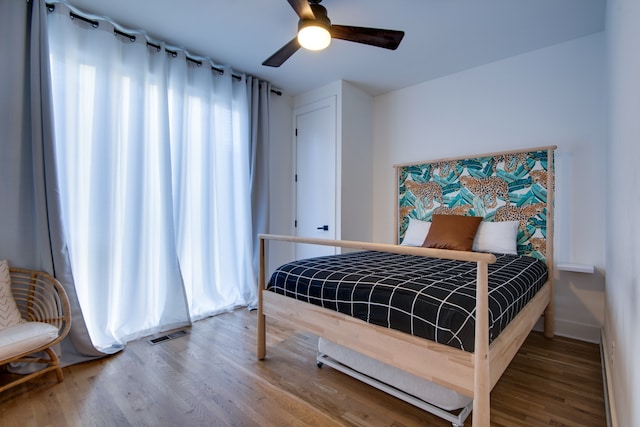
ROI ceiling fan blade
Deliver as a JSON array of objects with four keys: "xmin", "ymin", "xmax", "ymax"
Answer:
[
  {"xmin": 330, "ymin": 25, "xmax": 404, "ymax": 50},
  {"xmin": 286, "ymin": 0, "xmax": 315, "ymax": 20},
  {"xmin": 262, "ymin": 37, "xmax": 302, "ymax": 67}
]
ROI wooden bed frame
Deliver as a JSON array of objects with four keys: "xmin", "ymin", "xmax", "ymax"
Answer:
[{"xmin": 257, "ymin": 146, "xmax": 555, "ymax": 426}]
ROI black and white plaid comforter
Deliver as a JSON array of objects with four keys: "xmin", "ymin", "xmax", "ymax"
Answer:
[{"xmin": 267, "ymin": 251, "xmax": 548, "ymax": 352}]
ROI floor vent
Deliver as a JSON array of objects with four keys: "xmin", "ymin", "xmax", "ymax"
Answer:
[{"xmin": 147, "ymin": 330, "xmax": 189, "ymax": 346}]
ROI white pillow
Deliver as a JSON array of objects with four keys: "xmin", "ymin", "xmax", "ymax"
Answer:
[
  {"xmin": 400, "ymin": 218, "xmax": 431, "ymax": 246},
  {"xmin": 472, "ymin": 221, "xmax": 520, "ymax": 254},
  {"xmin": 0, "ymin": 260, "xmax": 23, "ymax": 329}
]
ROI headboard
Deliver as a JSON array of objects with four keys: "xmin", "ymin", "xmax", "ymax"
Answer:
[{"xmin": 395, "ymin": 146, "xmax": 556, "ymax": 264}]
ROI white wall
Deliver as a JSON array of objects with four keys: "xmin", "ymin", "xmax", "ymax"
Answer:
[
  {"xmin": 372, "ymin": 34, "xmax": 606, "ymax": 343},
  {"xmin": 267, "ymin": 92, "xmax": 294, "ymax": 273},
  {"xmin": 604, "ymin": 0, "xmax": 640, "ymax": 425},
  {"xmin": 336, "ymin": 81, "xmax": 374, "ymax": 243}
]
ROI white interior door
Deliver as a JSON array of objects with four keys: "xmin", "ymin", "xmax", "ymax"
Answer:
[{"xmin": 294, "ymin": 97, "xmax": 337, "ymax": 260}]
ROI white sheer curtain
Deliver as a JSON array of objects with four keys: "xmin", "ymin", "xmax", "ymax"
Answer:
[
  {"xmin": 46, "ymin": 3, "xmax": 257, "ymax": 350},
  {"xmin": 168, "ymin": 54, "xmax": 257, "ymax": 321}
]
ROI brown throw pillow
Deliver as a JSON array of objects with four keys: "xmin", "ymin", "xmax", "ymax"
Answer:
[{"xmin": 422, "ymin": 215, "xmax": 483, "ymax": 251}]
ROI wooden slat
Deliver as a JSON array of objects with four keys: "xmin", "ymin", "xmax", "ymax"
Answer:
[
  {"xmin": 392, "ymin": 145, "xmax": 558, "ymax": 168},
  {"xmin": 472, "ymin": 261, "xmax": 491, "ymax": 426},
  {"xmin": 259, "ymin": 233, "xmax": 496, "ymax": 264},
  {"xmin": 394, "ymin": 166, "xmax": 400, "ymax": 245},
  {"xmin": 544, "ymin": 146, "xmax": 556, "ymax": 339},
  {"xmin": 257, "ymin": 237, "xmax": 266, "ymax": 360}
]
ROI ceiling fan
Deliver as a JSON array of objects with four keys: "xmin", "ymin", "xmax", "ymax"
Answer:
[{"xmin": 262, "ymin": 0, "xmax": 405, "ymax": 67}]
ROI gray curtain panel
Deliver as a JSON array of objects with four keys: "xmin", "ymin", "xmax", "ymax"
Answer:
[
  {"xmin": 0, "ymin": 0, "xmax": 107, "ymax": 363},
  {"xmin": 249, "ymin": 77, "xmax": 271, "ymax": 297}
]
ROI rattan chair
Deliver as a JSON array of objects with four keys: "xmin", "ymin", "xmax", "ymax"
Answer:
[{"xmin": 0, "ymin": 268, "xmax": 71, "ymax": 393}]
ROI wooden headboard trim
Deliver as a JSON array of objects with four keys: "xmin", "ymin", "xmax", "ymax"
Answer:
[{"xmin": 392, "ymin": 145, "xmax": 558, "ymax": 169}]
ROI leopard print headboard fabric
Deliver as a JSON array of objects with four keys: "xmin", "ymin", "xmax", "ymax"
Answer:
[{"xmin": 396, "ymin": 146, "xmax": 555, "ymax": 262}]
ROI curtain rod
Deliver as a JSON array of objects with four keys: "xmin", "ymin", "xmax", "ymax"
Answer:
[{"xmin": 46, "ymin": 3, "xmax": 282, "ymax": 96}]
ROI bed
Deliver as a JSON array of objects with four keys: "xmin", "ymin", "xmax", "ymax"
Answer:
[{"xmin": 257, "ymin": 146, "xmax": 556, "ymax": 426}]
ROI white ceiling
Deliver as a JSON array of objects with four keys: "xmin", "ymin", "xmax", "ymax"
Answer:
[{"xmin": 65, "ymin": 0, "xmax": 606, "ymax": 97}]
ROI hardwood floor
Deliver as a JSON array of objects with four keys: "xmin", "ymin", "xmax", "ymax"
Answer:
[{"xmin": 0, "ymin": 309, "xmax": 606, "ymax": 426}]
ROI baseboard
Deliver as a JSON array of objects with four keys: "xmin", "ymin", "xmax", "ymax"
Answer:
[
  {"xmin": 533, "ymin": 318, "xmax": 601, "ymax": 343},
  {"xmin": 601, "ymin": 331, "xmax": 617, "ymax": 427}
]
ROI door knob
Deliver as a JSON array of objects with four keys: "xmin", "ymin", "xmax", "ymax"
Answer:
[{"xmin": 317, "ymin": 225, "xmax": 329, "ymax": 231}]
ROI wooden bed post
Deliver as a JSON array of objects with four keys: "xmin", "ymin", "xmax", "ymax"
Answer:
[
  {"xmin": 544, "ymin": 147, "xmax": 555, "ymax": 339},
  {"xmin": 257, "ymin": 236, "xmax": 266, "ymax": 360},
  {"xmin": 394, "ymin": 166, "xmax": 400, "ymax": 245},
  {"xmin": 473, "ymin": 261, "xmax": 491, "ymax": 427}
]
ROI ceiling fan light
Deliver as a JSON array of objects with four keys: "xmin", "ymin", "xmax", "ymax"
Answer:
[{"xmin": 298, "ymin": 23, "xmax": 331, "ymax": 51}]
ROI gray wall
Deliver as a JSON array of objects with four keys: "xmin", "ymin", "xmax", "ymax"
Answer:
[{"xmin": 604, "ymin": 0, "xmax": 640, "ymax": 425}]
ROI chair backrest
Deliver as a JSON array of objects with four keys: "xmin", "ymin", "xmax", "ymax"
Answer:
[{"xmin": 9, "ymin": 268, "xmax": 71, "ymax": 347}]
